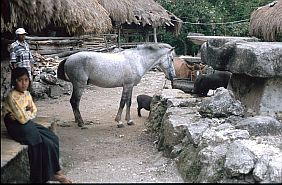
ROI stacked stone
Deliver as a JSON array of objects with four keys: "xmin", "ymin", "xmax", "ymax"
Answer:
[
  {"xmin": 147, "ymin": 88, "xmax": 282, "ymax": 183},
  {"xmin": 31, "ymin": 53, "xmax": 72, "ymax": 99}
]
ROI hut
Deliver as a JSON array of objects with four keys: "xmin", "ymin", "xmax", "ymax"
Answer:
[
  {"xmin": 1, "ymin": 0, "xmax": 112, "ymax": 36},
  {"xmin": 1, "ymin": 0, "xmax": 115, "ymax": 58},
  {"xmin": 1, "ymin": 0, "xmax": 182, "ymax": 56},
  {"xmin": 249, "ymin": 0, "xmax": 282, "ymax": 41},
  {"xmin": 98, "ymin": 0, "xmax": 182, "ymax": 46},
  {"xmin": 1, "ymin": 0, "xmax": 181, "ymax": 38}
]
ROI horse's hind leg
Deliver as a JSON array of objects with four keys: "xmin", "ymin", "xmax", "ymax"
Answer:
[
  {"xmin": 70, "ymin": 82, "xmax": 86, "ymax": 127},
  {"xmin": 125, "ymin": 87, "xmax": 134, "ymax": 125},
  {"xmin": 115, "ymin": 85, "xmax": 133, "ymax": 127},
  {"xmin": 115, "ymin": 90, "xmax": 126, "ymax": 128}
]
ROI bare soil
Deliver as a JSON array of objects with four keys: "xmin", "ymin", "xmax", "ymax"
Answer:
[{"xmin": 35, "ymin": 71, "xmax": 184, "ymax": 183}]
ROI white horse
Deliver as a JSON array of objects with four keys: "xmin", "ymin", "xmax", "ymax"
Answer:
[{"xmin": 57, "ymin": 43, "xmax": 175, "ymax": 128}]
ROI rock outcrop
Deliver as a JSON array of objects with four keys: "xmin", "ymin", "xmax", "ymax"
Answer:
[{"xmin": 200, "ymin": 38, "xmax": 282, "ymax": 119}]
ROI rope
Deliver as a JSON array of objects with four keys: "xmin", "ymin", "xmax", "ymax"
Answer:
[
  {"xmin": 181, "ymin": 19, "xmax": 250, "ymax": 25},
  {"xmin": 145, "ymin": 10, "xmax": 250, "ymax": 26}
]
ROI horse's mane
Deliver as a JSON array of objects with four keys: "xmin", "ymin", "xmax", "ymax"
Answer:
[{"xmin": 136, "ymin": 43, "xmax": 173, "ymax": 50}]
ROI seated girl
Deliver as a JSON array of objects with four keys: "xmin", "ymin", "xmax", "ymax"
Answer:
[{"xmin": 2, "ymin": 67, "xmax": 72, "ymax": 183}]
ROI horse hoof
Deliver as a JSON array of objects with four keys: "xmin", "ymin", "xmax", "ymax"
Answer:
[
  {"xmin": 78, "ymin": 122, "xmax": 84, "ymax": 127},
  {"xmin": 117, "ymin": 122, "xmax": 125, "ymax": 128},
  {"xmin": 80, "ymin": 126, "xmax": 88, "ymax": 130},
  {"xmin": 127, "ymin": 120, "xmax": 135, "ymax": 126}
]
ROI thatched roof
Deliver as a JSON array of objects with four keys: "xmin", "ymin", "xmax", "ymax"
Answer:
[
  {"xmin": 1, "ymin": 0, "xmax": 182, "ymax": 35},
  {"xmin": 1, "ymin": 0, "xmax": 112, "ymax": 35},
  {"xmin": 249, "ymin": 0, "xmax": 282, "ymax": 41},
  {"xmin": 97, "ymin": 0, "xmax": 182, "ymax": 35}
]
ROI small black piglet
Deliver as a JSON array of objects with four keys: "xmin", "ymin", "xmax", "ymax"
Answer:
[{"xmin": 137, "ymin": 94, "xmax": 152, "ymax": 117}]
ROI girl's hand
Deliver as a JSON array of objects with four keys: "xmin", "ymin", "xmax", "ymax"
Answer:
[{"xmin": 8, "ymin": 112, "xmax": 15, "ymax": 120}]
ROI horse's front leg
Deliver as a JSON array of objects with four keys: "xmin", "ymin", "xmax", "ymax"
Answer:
[{"xmin": 70, "ymin": 82, "xmax": 85, "ymax": 127}]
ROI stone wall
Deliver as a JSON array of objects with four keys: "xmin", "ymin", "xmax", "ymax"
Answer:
[
  {"xmin": 1, "ymin": 56, "xmax": 72, "ymax": 103},
  {"xmin": 146, "ymin": 88, "xmax": 282, "ymax": 183}
]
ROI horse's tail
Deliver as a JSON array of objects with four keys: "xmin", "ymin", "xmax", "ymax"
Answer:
[{"xmin": 57, "ymin": 59, "xmax": 69, "ymax": 81}]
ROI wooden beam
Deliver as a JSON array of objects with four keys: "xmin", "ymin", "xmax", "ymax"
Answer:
[
  {"xmin": 26, "ymin": 36, "xmax": 81, "ymax": 40},
  {"xmin": 28, "ymin": 40, "xmax": 82, "ymax": 45}
]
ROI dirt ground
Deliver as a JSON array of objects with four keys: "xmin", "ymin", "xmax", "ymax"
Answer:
[{"xmin": 35, "ymin": 70, "xmax": 184, "ymax": 183}]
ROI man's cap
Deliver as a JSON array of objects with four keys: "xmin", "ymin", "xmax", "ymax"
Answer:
[{"xmin": 15, "ymin": 28, "xmax": 27, "ymax": 35}]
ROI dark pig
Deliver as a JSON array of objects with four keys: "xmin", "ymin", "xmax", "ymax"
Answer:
[
  {"xmin": 137, "ymin": 95, "xmax": 152, "ymax": 117},
  {"xmin": 193, "ymin": 71, "xmax": 231, "ymax": 97}
]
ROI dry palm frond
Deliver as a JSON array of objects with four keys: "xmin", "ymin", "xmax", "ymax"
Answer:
[{"xmin": 98, "ymin": 0, "xmax": 182, "ymax": 35}]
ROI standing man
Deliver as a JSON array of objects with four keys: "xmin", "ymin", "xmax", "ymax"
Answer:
[{"xmin": 9, "ymin": 28, "xmax": 35, "ymax": 86}]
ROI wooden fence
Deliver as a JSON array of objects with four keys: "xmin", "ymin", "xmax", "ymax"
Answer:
[{"xmin": 26, "ymin": 34, "xmax": 118, "ymax": 59}]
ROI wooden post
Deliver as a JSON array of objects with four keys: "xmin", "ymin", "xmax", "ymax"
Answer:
[
  {"xmin": 144, "ymin": 32, "xmax": 149, "ymax": 42},
  {"xmin": 118, "ymin": 27, "xmax": 121, "ymax": 48},
  {"xmin": 154, "ymin": 27, "xmax": 157, "ymax": 43},
  {"xmin": 104, "ymin": 35, "xmax": 108, "ymax": 51}
]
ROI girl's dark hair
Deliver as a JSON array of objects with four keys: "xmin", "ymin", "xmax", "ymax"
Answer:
[{"xmin": 11, "ymin": 67, "xmax": 30, "ymax": 87}]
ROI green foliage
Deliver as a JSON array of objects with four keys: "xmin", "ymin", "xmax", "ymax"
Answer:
[{"xmin": 156, "ymin": 0, "xmax": 274, "ymax": 55}]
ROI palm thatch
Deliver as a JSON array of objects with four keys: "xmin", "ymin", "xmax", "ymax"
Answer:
[
  {"xmin": 1, "ymin": 0, "xmax": 182, "ymax": 35},
  {"xmin": 1, "ymin": 0, "xmax": 112, "ymax": 35},
  {"xmin": 97, "ymin": 0, "xmax": 182, "ymax": 35},
  {"xmin": 249, "ymin": 0, "xmax": 282, "ymax": 41}
]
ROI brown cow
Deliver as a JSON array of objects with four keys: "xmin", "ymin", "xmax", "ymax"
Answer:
[
  {"xmin": 173, "ymin": 57, "xmax": 206, "ymax": 81},
  {"xmin": 173, "ymin": 57, "xmax": 194, "ymax": 79}
]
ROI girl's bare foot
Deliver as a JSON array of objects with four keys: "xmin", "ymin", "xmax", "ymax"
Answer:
[{"xmin": 53, "ymin": 171, "xmax": 72, "ymax": 183}]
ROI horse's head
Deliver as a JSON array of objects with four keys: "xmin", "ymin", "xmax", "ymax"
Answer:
[
  {"xmin": 158, "ymin": 47, "xmax": 176, "ymax": 81},
  {"xmin": 136, "ymin": 43, "xmax": 176, "ymax": 80}
]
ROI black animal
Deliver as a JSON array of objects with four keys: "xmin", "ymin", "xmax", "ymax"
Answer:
[
  {"xmin": 137, "ymin": 95, "xmax": 152, "ymax": 117},
  {"xmin": 193, "ymin": 71, "xmax": 232, "ymax": 97}
]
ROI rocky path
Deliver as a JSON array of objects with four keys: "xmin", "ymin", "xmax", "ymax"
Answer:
[{"xmin": 35, "ymin": 71, "xmax": 184, "ymax": 183}]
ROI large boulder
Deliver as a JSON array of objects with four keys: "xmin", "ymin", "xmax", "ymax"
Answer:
[
  {"xmin": 199, "ymin": 87, "xmax": 245, "ymax": 118},
  {"xmin": 201, "ymin": 40, "xmax": 282, "ymax": 77}
]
